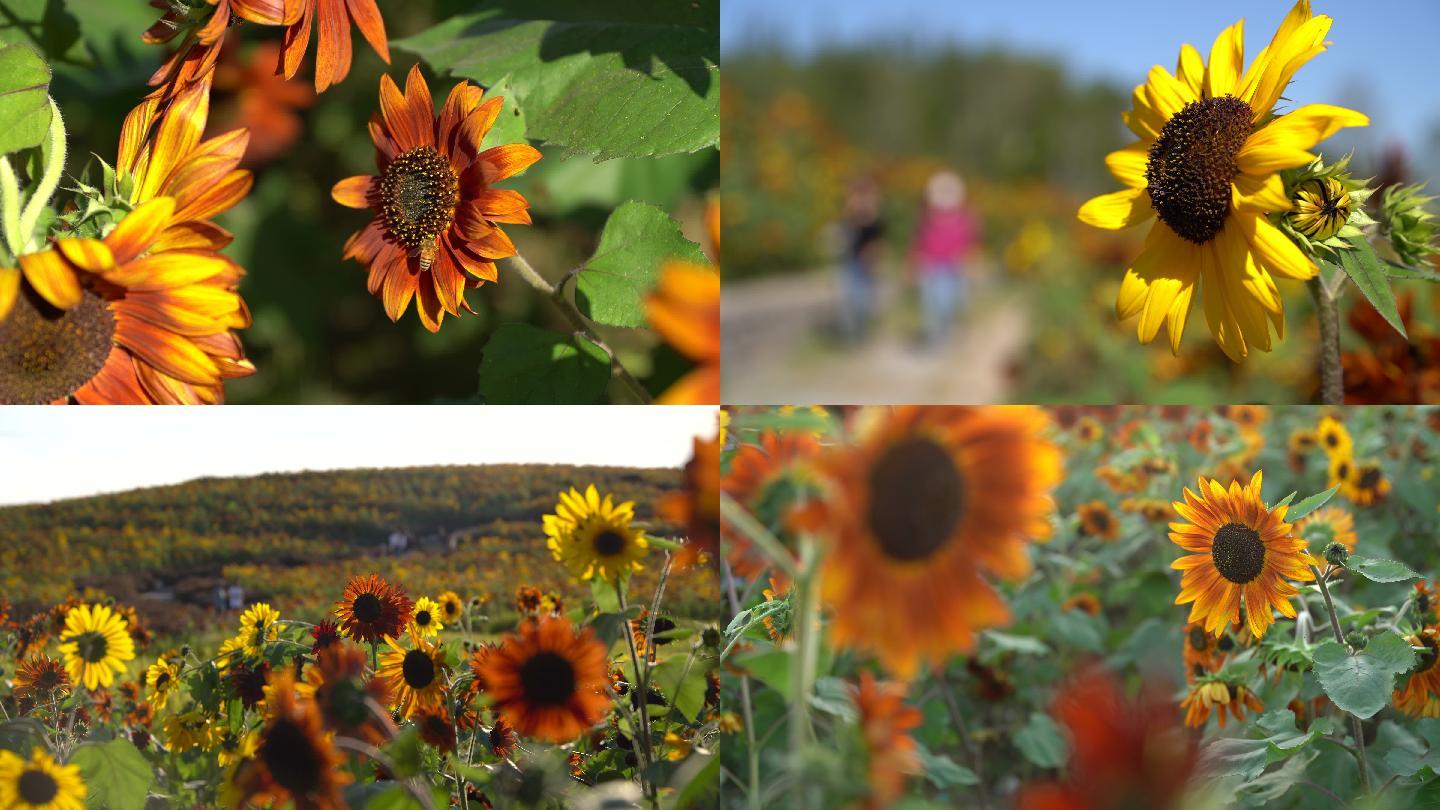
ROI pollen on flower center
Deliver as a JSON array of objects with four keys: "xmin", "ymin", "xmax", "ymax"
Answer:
[
  {"xmin": 1146, "ymin": 95, "xmax": 1253, "ymax": 244},
  {"xmin": 0, "ymin": 284, "xmax": 115, "ymax": 404},
  {"xmin": 866, "ymin": 438, "xmax": 966, "ymax": 563},
  {"xmin": 1211, "ymin": 522, "xmax": 1266, "ymax": 584},
  {"xmin": 380, "ymin": 147, "xmax": 459, "ymax": 249}
]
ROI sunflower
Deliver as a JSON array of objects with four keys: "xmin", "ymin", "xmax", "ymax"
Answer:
[
  {"xmin": 1183, "ymin": 680, "xmax": 1264, "ymax": 729},
  {"xmin": 12, "ymin": 655, "xmax": 70, "ymax": 703},
  {"xmin": 280, "ymin": 0, "xmax": 390, "ymax": 92},
  {"xmin": 1417, "ymin": 581, "xmax": 1439, "ymax": 622},
  {"xmin": 543, "ymin": 485, "xmax": 649, "ymax": 583},
  {"xmin": 436, "ymin": 591, "xmax": 464, "ymax": 625},
  {"xmin": 238, "ymin": 602, "xmax": 281, "ymax": 655},
  {"xmin": 1316, "ymin": 415, "xmax": 1353, "ymax": 458},
  {"xmin": 805, "ymin": 406, "xmax": 1061, "ymax": 677},
  {"xmin": 0, "ymin": 748, "xmax": 85, "ymax": 810},
  {"xmin": 145, "ymin": 0, "xmax": 298, "ymax": 101},
  {"xmin": 1170, "ymin": 472, "xmax": 1314, "ymax": 639},
  {"xmin": 56, "ymin": 603, "xmax": 136, "ymax": 691},
  {"xmin": 145, "ymin": 655, "xmax": 182, "ymax": 707},
  {"xmin": 1182, "ymin": 622, "xmax": 1229, "ymax": 682},
  {"xmin": 307, "ymin": 645, "xmax": 393, "ymax": 745},
  {"xmin": 234, "ymin": 671, "xmax": 351, "ymax": 808},
  {"xmin": 1187, "ymin": 419, "xmax": 1214, "ymax": 452},
  {"xmin": 1296, "ymin": 505, "xmax": 1357, "ymax": 553},
  {"xmin": 334, "ymin": 574, "xmax": 413, "ymax": 644},
  {"xmin": 1061, "ymin": 593, "xmax": 1102, "ymax": 616},
  {"xmin": 1074, "ymin": 416, "xmax": 1104, "ymax": 444},
  {"xmin": 476, "ymin": 616, "xmax": 611, "ymax": 743},
  {"xmin": 1346, "ymin": 462, "xmax": 1391, "ymax": 508},
  {"xmin": 488, "ymin": 719, "xmax": 518, "ymax": 759},
  {"xmin": 659, "ymin": 433, "xmax": 722, "ymax": 570},
  {"xmin": 1078, "ymin": 1, "xmax": 1368, "ymax": 360},
  {"xmin": 721, "ymin": 430, "xmax": 821, "ymax": 577},
  {"xmin": 1077, "ymin": 501, "xmax": 1120, "ymax": 542},
  {"xmin": 215, "ymin": 635, "xmax": 247, "ymax": 674},
  {"xmin": 648, "ymin": 199, "xmax": 720, "ymax": 404},
  {"xmin": 1327, "ymin": 453, "xmax": 1356, "ymax": 494},
  {"xmin": 164, "ymin": 709, "xmax": 223, "ymax": 752},
  {"xmin": 333, "ymin": 65, "xmax": 539, "ymax": 332},
  {"xmin": 310, "ymin": 619, "xmax": 342, "ymax": 655},
  {"xmin": 409, "ymin": 597, "xmax": 444, "ymax": 639},
  {"xmin": 415, "ymin": 707, "xmax": 457, "ymax": 754},
  {"xmin": 217, "ymin": 730, "xmax": 260, "ymax": 769},
  {"xmin": 376, "ymin": 633, "xmax": 450, "ymax": 719},
  {"xmin": 1395, "ymin": 626, "xmax": 1440, "ymax": 718},
  {"xmin": 851, "ymin": 672, "xmax": 922, "ymax": 809}
]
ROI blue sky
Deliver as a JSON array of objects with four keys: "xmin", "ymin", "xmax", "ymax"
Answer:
[
  {"xmin": 723, "ymin": 1, "xmax": 1440, "ymax": 168},
  {"xmin": 0, "ymin": 407, "xmax": 719, "ymax": 506}
]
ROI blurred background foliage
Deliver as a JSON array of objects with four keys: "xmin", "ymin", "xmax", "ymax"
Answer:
[{"xmin": 0, "ymin": 0, "xmax": 718, "ymax": 402}]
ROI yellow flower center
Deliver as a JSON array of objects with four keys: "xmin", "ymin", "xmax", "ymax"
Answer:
[
  {"xmin": 381, "ymin": 147, "xmax": 459, "ymax": 250},
  {"xmin": 519, "ymin": 651, "xmax": 577, "ymax": 707},
  {"xmin": 1211, "ymin": 522, "xmax": 1266, "ymax": 584},
  {"xmin": 18, "ymin": 768, "xmax": 59, "ymax": 804},
  {"xmin": 866, "ymin": 438, "xmax": 965, "ymax": 562},
  {"xmin": 1146, "ymin": 95, "xmax": 1252, "ymax": 245},
  {"xmin": 0, "ymin": 285, "xmax": 114, "ymax": 404},
  {"xmin": 402, "ymin": 649, "xmax": 436, "ymax": 689}
]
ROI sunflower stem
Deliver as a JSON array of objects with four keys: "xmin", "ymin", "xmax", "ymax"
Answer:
[
  {"xmin": 789, "ymin": 536, "xmax": 821, "ymax": 810},
  {"xmin": 506, "ymin": 253, "xmax": 654, "ymax": 404},
  {"xmin": 17, "ymin": 99, "xmax": 66, "ymax": 252},
  {"xmin": 936, "ymin": 676, "xmax": 991, "ymax": 810},
  {"xmin": 719, "ymin": 493, "xmax": 799, "ymax": 579},
  {"xmin": 0, "ymin": 157, "xmax": 22, "ymax": 259},
  {"xmin": 1309, "ymin": 277, "xmax": 1344, "ymax": 406},
  {"xmin": 616, "ymin": 581, "xmax": 658, "ymax": 807},
  {"xmin": 722, "ymin": 559, "xmax": 764, "ymax": 810},
  {"xmin": 1310, "ymin": 563, "xmax": 1372, "ymax": 794}
]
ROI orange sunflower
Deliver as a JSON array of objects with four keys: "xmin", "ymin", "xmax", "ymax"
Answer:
[
  {"xmin": 12, "ymin": 655, "xmax": 70, "ymax": 703},
  {"xmin": 233, "ymin": 670, "xmax": 351, "ymax": 808},
  {"xmin": 145, "ymin": 0, "xmax": 299, "ymax": 100},
  {"xmin": 1181, "ymin": 622, "xmax": 1230, "ymax": 682},
  {"xmin": 334, "ymin": 574, "xmax": 413, "ymax": 644},
  {"xmin": 851, "ymin": 671, "xmax": 922, "ymax": 810},
  {"xmin": 1182, "ymin": 679, "xmax": 1264, "ymax": 729},
  {"xmin": 1170, "ymin": 472, "xmax": 1314, "ymax": 639},
  {"xmin": 805, "ymin": 406, "xmax": 1061, "ymax": 677},
  {"xmin": 281, "ymin": 0, "xmax": 390, "ymax": 93},
  {"xmin": 658, "ymin": 433, "xmax": 722, "ymax": 570},
  {"xmin": 476, "ymin": 616, "xmax": 611, "ymax": 743},
  {"xmin": 648, "ymin": 199, "xmax": 720, "ymax": 404},
  {"xmin": 1416, "ymin": 581, "xmax": 1439, "ymax": 622},
  {"xmin": 1394, "ymin": 626, "xmax": 1440, "ymax": 718},
  {"xmin": 720, "ymin": 429, "xmax": 823, "ymax": 578},
  {"xmin": 333, "ymin": 65, "xmax": 539, "ymax": 332},
  {"xmin": 1077, "ymin": 501, "xmax": 1120, "ymax": 542}
]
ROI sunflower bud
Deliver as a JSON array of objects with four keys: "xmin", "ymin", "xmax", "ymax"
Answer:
[
  {"xmin": 1345, "ymin": 630, "xmax": 1368, "ymax": 651},
  {"xmin": 1290, "ymin": 178, "xmax": 1352, "ymax": 242},
  {"xmin": 1379, "ymin": 183, "xmax": 1440, "ymax": 267},
  {"xmin": 1324, "ymin": 541, "xmax": 1350, "ymax": 567}
]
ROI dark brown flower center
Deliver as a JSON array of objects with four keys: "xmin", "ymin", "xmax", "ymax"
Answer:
[
  {"xmin": 1211, "ymin": 522, "xmax": 1266, "ymax": 584},
  {"xmin": 19, "ymin": 768, "xmax": 59, "ymax": 804},
  {"xmin": 261, "ymin": 717, "xmax": 322, "ymax": 794},
  {"xmin": 1359, "ymin": 467, "xmax": 1382, "ymax": 489},
  {"xmin": 1337, "ymin": 462, "xmax": 1351, "ymax": 480},
  {"xmin": 0, "ymin": 284, "xmax": 115, "ymax": 404},
  {"xmin": 74, "ymin": 631, "xmax": 110, "ymax": 664},
  {"xmin": 380, "ymin": 147, "xmax": 459, "ymax": 249},
  {"xmin": 1090, "ymin": 510, "xmax": 1111, "ymax": 531},
  {"xmin": 519, "ymin": 651, "xmax": 577, "ymax": 707},
  {"xmin": 1418, "ymin": 638, "xmax": 1438, "ymax": 674},
  {"xmin": 1189, "ymin": 627, "xmax": 1209, "ymax": 651},
  {"xmin": 594, "ymin": 531, "xmax": 626, "ymax": 557},
  {"xmin": 1146, "ymin": 95, "xmax": 1252, "ymax": 244},
  {"xmin": 352, "ymin": 593, "xmax": 382, "ymax": 624},
  {"xmin": 402, "ymin": 649, "xmax": 436, "ymax": 689},
  {"xmin": 415, "ymin": 610, "xmax": 432, "ymax": 627},
  {"xmin": 866, "ymin": 437, "xmax": 965, "ymax": 562}
]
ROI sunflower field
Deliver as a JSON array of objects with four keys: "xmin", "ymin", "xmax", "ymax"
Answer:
[
  {"xmin": 0, "ymin": 0, "xmax": 719, "ymax": 405},
  {"xmin": 0, "ymin": 453, "xmax": 724, "ymax": 808},
  {"xmin": 720, "ymin": 405, "xmax": 1440, "ymax": 809}
]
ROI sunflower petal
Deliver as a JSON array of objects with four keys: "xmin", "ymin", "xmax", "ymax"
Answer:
[
  {"xmin": 1079, "ymin": 188, "xmax": 1154, "ymax": 230},
  {"xmin": 1205, "ymin": 20, "xmax": 1244, "ymax": 98}
]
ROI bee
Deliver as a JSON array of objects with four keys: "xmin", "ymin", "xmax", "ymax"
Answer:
[{"xmin": 417, "ymin": 235, "xmax": 439, "ymax": 272}]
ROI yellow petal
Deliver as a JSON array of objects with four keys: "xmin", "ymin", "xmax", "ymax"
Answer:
[
  {"xmin": 1105, "ymin": 142, "xmax": 1150, "ymax": 189},
  {"xmin": 1078, "ymin": 188, "xmax": 1153, "ymax": 230},
  {"xmin": 1232, "ymin": 173, "xmax": 1291, "ymax": 214},
  {"xmin": 0, "ymin": 265, "xmax": 17, "ymax": 321},
  {"xmin": 1239, "ymin": 213, "xmax": 1317, "ymax": 280},
  {"xmin": 1235, "ymin": 139, "xmax": 1316, "ymax": 175},
  {"xmin": 1205, "ymin": 20, "xmax": 1244, "ymax": 98},
  {"xmin": 1176, "ymin": 43, "xmax": 1205, "ymax": 97},
  {"xmin": 18, "ymin": 249, "xmax": 82, "ymax": 310},
  {"xmin": 1247, "ymin": 14, "xmax": 1332, "ymax": 120},
  {"xmin": 1250, "ymin": 104, "xmax": 1369, "ymax": 154},
  {"xmin": 1143, "ymin": 65, "xmax": 1194, "ymax": 122}
]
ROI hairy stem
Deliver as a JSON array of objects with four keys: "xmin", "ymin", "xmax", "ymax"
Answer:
[
  {"xmin": 1309, "ymin": 277, "xmax": 1344, "ymax": 406},
  {"xmin": 17, "ymin": 99, "xmax": 66, "ymax": 250},
  {"xmin": 1311, "ymin": 564, "xmax": 1372, "ymax": 794}
]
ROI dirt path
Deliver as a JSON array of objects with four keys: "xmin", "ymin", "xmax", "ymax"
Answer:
[{"xmin": 722, "ymin": 269, "xmax": 1029, "ymax": 404}]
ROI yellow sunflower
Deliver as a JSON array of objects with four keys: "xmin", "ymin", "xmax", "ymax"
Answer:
[
  {"xmin": 1078, "ymin": 1, "xmax": 1367, "ymax": 360},
  {"xmin": 1296, "ymin": 505, "xmax": 1357, "ymax": 553},
  {"xmin": 543, "ymin": 484, "xmax": 649, "ymax": 583},
  {"xmin": 376, "ymin": 633, "xmax": 450, "ymax": 719},
  {"xmin": 1316, "ymin": 415, "xmax": 1353, "ymax": 458},
  {"xmin": 1327, "ymin": 453, "xmax": 1356, "ymax": 494},
  {"xmin": 1170, "ymin": 471, "xmax": 1314, "ymax": 639},
  {"xmin": 238, "ymin": 603, "xmax": 280, "ymax": 655},
  {"xmin": 56, "ymin": 603, "xmax": 136, "ymax": 691},
  {"xmin": 163, "ymin": 709, "xmax": 223, "ymax": 752},
  {"xmin": 145, "ymin": 655, "xmax": 182, "ymax": 707},
  {"xmin": 1345, "ymin": 462, "xmax": 1391, "ymax": 508},
  {"xmin": 0, "ymin": 748, "xmax": 85, "ymax": 810},
  {"xmin": 409, "ymin": 597, "xmax": 444, "ymax": 638},
  {"xmin": 436, "ymin": 591, "xmax": 464, "ymax": 625}
]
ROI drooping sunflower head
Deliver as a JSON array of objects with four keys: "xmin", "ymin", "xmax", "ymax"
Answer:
[
  {"xmin": 477, "ymin": 616, "xmax": 611, "ymax": 744},
  {"xmin": 333, "ymin": 64, "xmax": 540, "ymax": 332},
  {"xmin": 0, "ymin": 747, "xmax": 86, "ymax": 810},
  {"xmin": 544, "ymin": 485, "xmax": 649, "ymax": 583},
  {"xmin": 334, "ymin": 574, "xmax": 413, "ymax": 644},
  {"xmin": 409, "ymin": 597, "xmax": 444, "ymax": 638},
  {"xmin": 12, "ymin": 655, "xmax": 70, "ymax": 704},
  {"xmin": 1078, "ymin": 1, "xmax": 1369, "ymax": 361},
  {"xmin": 1077, "ymin": 501, "xmax": 1120, "ymax": 541},
  {"xmin": 56, "ymin": 603, "xmax": 136, "ymax": 692},
  {"xmin": 1296, "ymin": 505, "xmax": 1357, "ymax": 554},
  {"xmin": 377, "ymin": 633, "xmax": 450, "ymax": 719},
  {"xmin": 164, "ymin": 708, "xmax": 223, "ymax": 752},
  {"xmin": 1182, "ymin": 679, "xmax": 1263, "ymax": 729},
  {"xmin": 806, "ymin": 406, "xmax": 1061, "ymax": 677},
  {"xmin": 1170, "ymin": 471, "xmax": 1315, "ymax": 639},
  {"xmin": 436, "ymin": 591, "xmax": 464, "ymax": 625}
]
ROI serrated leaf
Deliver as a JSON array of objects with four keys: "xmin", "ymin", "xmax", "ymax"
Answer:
[
  {"xmin": 1335, "ymin": 239, "xmax": 1407, "ymax": 338},
  {"xmin": 1014, "ymin": 712, "xmax": 1067, "ymax": 769},
  {"xmin": 0, "ymin": 43, "xmax": 51, "ymax": 157},
  {"xmin": 576, "ymin": 201, "xmax": 707, "ymax": 327},
  {"xmin": 1284, "ymin": 484, "xmax": 1340, "ymax": 522},
  {"xmin": 395, "ymin": 0, "xmax": 718, "ymax": 161},
  {"xmin": 478, "ymin": 324, "xmax": 610, "ymax": 403},
  {"xmin": 68, "ymin": 738, "xmax": 152, "ymax": 810},
  {"xmin": 1347, "ymin": 555, "xmax": 1422, "ymax": 583},
  {"xmin": 1312, "ymin": 632, "xmax": 1416, "ymax": 719}
]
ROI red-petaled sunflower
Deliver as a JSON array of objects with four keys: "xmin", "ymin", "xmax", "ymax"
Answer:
[
  {"xmin": 803, "ymin": 406, "xmax": 1061, "ymax": 678},
  {"xmin": 12, "ymin": 655, "xmax": 70, "ymax": 703},
  {"xmin": 1076, "ymin": 501, "xmax": 1120, "ymax": 542},
  {"xmin": 1394, "ymin": 626, "xmax": 1440, "ymax": 718},
  {"xmin": 851, "ymin": 671, "xmax": 922, "ymax": 810},
  {"xmin": 720, "ymin": 430, "xmax": 822, "ymax": 578},
  {"xmin": 415, "ymin": 707, "xmax": 456, "ymax": 753},
  {"xmin": 145, "ymin": 0, "xmax": 299, "ymax": 100},
  {"xmin": 1170, "ymin": 471, "xmax": 1314, "ymax": 639},
  {"xmin": 280, "ymin": 0, "xmax": 390, "ymax": 93},
  {"xmin": 375, "ymin": 632, "xmax": 450, "ymax": 719},
  {"xmin": 334, "ymin": 574, "xmax": 413, "ymax": 644},
  {"xmin": 306, "ymin": 644, "xmax": 393, "ymax": 745},
  {"xmin": 476, "ymin": 616, "xmax": 611, "ymax": 743},
  {"xmin": 658, "ymin": 433, "xmax": 721, "ymax": 571},
  {"xmin": 1182, "ymin": 680, "xmax": 1263, "ymax": 728},
  {"xmin": 333, "ymin": 65, "xmax": 540, "ymax": 332},
  {"xmin": 648, "ymin": 198, "xmax": 720, "ymax": 404},
  {"xmin": 487, "ymin": 719, "xmax": 517, "ymax": 759},
  {"xmin": 232, "ymin": 670, "xmax": 351, "ymax": 808}
]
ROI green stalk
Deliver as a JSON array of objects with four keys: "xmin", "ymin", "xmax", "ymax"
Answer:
[
  {"xmin": 788, "ymin": 537, "xmax": 821, "ymax": 810},
  {"xmin": 16, "ymin": 99, "xmax": 66, "ymax": 251}
]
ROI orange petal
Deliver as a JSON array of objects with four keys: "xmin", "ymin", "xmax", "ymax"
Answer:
[
  {"xmin": 344, "ymin": 218, "xmax": 387, "ymax": 264},
  {"xmin": 416, "ymin": 271, "xmax": 443, "ymax": 332},
  {"xmin": 381, "ymin": 252, "xmax": 417, "ymax": 321},
  {"xmin": 403, "ymin": 63, "xmax": 435, "ymax": 147},
  {"xmin": 280, "ymin": 0, "xmax": 315, "ymax": 79},
  {"xmin": 137, "ymin": 80, "xmax": 209, "ymax": 201},
  {"xmin": 56, "ymin": 238, "xmax": 116, "ymax": 273},
  {"xmin": 314, "ymin": 0, "xmax": 352, "ymax": 93},
  {"xmin": 175, "ymin": 169, "xmax": 253, "ymax": 223},
  {"xmin": 106, "ymin": 197, "xmax": 177, "ymax": 263},
  {"xmin": 115, "ymin": 318, "xmax": 220, "ymax": 385},
  {"xmin": 457, "ymin": 217, "xmax": 517, "ymax": 259},
  {"xmin": 476, "ymin": 143, "xmax": 541, "ymax": 183},
  {"xmin": 0, "ymin": 266, "xmax": 19, "ymax": 321},
  {"xmin": 71, "ymin": 353, "xmax": 148, "ymax": 404},
  {"xmin": 431, "ymin": 246, "xmax": 464, "ymax": 315},
  {"xmin": 378, "ymin": 72, "xmax": 423, "ymax": 150},
  {"xmin": 231, "ymin": 0, "xmax": 291, "ymax": 25},
  {"xmin": 346, "ymin": 0, "xmax": 390, "ymax": 63},
  {"xmin": 18, "ymin": 249, "xmax": 82, "ymax": 309},
  {"xmin": 133, "ymin": 359, "xmax": 206, "ymax": 404},
  {"xmin": 118, "ymin": 97, "xmax": 161, "ymax": 177},
  {"xmin": 333, "ymin": 175, "xmax": 377, "ymax": 208},
  {"xmin": 657, "ymin": 367, "xmax": 720, "ymax": 405},
  {"xmin": 472, "ymin": 188, "xmax": 531, "ymax": 224},
  {"xmin": 438, "ymin": 82, "xmax": 483, "ymax": 149},
  {"xmin": 456, "ymin": 96, "xmax": 504, "ymax": 158},
  {"xmin": 152, "ymin": 221, "xmax": 235, "ymax": 253},
  {"xmin": 105, "ymin": 251, "xmax": 234, "ymax": 291}
]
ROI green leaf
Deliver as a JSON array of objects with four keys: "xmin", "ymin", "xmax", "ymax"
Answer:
[
  {"xmin": 1014, "ymin": 712, "xmax": 1067, "ymax": 769},
  {"xmin": 1335, "ymin": 240, "xmax": 1407, "ymax": 338},
  {"xmin": 1273, "ymin": 491, "xmax": 1298, "ymax": 510},
  {"xmin": 916, "ymin": 744, "xmax": 978, "ymax": 788},
  {"xmin": 652, "ymin": 653, "xmax": 711, "ymax": 722},
  {"xmin": 1283, "ymin": 484, "xmax": 1340, "ymax": 522},
  {"xmin": 1199, "ymin": 710, "xmax": 1331, "ymax": 780},
  {"xmin": 809, "ymin": 676, "xmax": 857, "ymax": 723},
  {"xmin": 0, "ymin": 718, "xmax": 47, "ymax": 754},
  {"xmin": 1347, "ymin": 555, "xmax": 1422, "ymax": 583},
  {"xmin": 1385, "ymin": 259, "xmax": 1440, "ymax": 282},
  {"xmin": 1312, "ymin": 632, "xmax": 1417, "ymax": 719},
  {"xmin": 69, "ymin": 739, "xmax": 152, "ymax": 810},
  {"xmin": 477, "ymin": 75, "xmax": 527, "ymax": 152},
  {"xmin": 667, "ymin": 752, "xmax": 719, "ymax": 809},
  {"xmin": 395, "ymin": 0, "xmax": 718, "ymax": 161},
  {"xmin": 576, "ymin": 201, "xmax": 707, "ymax": 327},
  {"xmin": 1385, "ymin": 718, "xmax": 1440, "ymax": 777},
  {"xmin": 0, "ymin": 43, "xmax": 51, "ymax": 157},
  {"xmin": 478, "ymin": 324, "xmax": 610, "ymax": 403}
]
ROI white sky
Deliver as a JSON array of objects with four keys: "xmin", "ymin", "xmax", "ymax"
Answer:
[{"xmin": 0, "ymin": 406, "xmax": 719, "ymax": 507}]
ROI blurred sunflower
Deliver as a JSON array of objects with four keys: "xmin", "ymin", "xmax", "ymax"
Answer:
[
  {"xmin": 415, "ymin": 707, "xmax": 456, "ymax": 754},
  {"xmin": 145, "ymin": 655, "xmax": 182, "ymax": 707},
  {"xmin": 409, "ymin": 597, "xmax": 444, "ymax": 638},
  {"xmin": 805, "ymin": 406, "xmax": 1061, "ymax": 677},
  {"xmin": 0, "ymin": 747, "xmax": 85, "ymax": 810},
  {"xmin": 1061, "ymin": 593, "xmax": 1102, "ymax": 616},
  {"xmin": 1170, "ymin": 472, "xmax": 1314, "ymax": 639},
  {"xmin": 1182, "ymin": 622, "xmax": 1228, "ymax": 682},
  {"xmin": 720, "ymin": 430, "xmax": 822, "ymax": 577},
  {"xmin": 234, "ymin": 671, "xmax": 351, "ymax": 808},
  {"xmin": 851, "ymin": 672, "xmax": 922, "ymax": 809},
  {"xmin": 310, "ymin": 619, "xmax": 341, "ymax": 655},
  {"xmin": 1077, "ymin": 501, "xmax": 1120, "ymax": 542},
  {"xmin": 648, "ymin": 199, "xmax": 720, "ymax": 404},
  {"xmin": 436, "ymin": 591, "xmax": 464, "ymax": 625},
  {"xmin": 280, "ymin": 0, "xmax": 390, "ymax": 92},
  {"xmin": 1225, "ymin": 405, "xmax": 1268, "ymax": 432},
  {"xmin": 477, "ymin": 616, "xmax": 611, "ymax": 743},
  {"xmin": 334, "ymin": 574, "xmax": 413, "ymax": 644},
  {"xmin": 1345, "ymin": 462, "xmax": 1391, "ymax": 507},
  {"xmin": 1417, "ymin": 581, "xmax": 1438, "ymax": 621},
  {"xmin": 217, "ymin": 730, "xmax": 260, "ymax": 769},
  {"xmin": 1327, "ymin": 453, "xmax": 1356, "ymax": 494},
  {"xmin": 488, "ymin": 719, "xmax": 518, "ymax": 759},
  {"xmin": 1078, "ymin": 1, "xmax": 1367, "ymax": 360},
  {"xmin": 56, "ymin": 604, "xmax": 136, "ymax": 691},
  {"xmin": 307, "ymin": 645, "xmax": 393, "ymax": 745},
  {"xmin": 659, "ymin": 433, "xmax": 722, "ymax": 570},
  {"xmin": 334, "ymin": 65, "xmax": 539, "ymax": 332},
  {"xmin": 1286, "ymin": 427, "xmax": 1317, "ymax": 471},
  {"xmin": 213, "ymin": 41, "xmax": 318, "ymax": 164},
  {"xmin": 1074, "ymin": 416, "xmax": 1104, "ymax": 444},
  {"xmin": 238, "ymin": 602, "xmax": 280, "ymax": 654},
  {"xmin": 12, "ymin": 655, "xmax": 69, "ymax": 703},
  {"xmin": 1393, "ymin": 626, "xmax": 1440, "ymax": 718},
  {"xmin": 1296, "ymin": 505, "xmax": 1356, "ymax": 553},
  {"xmin": 1316, "ymin": 415, "xmax": 1353, "ymax": 458},
  {"xmin": 1182, "ymin": 680, "xmax": 1263, "ymax": 728},
  {"xmin": 376, "ymin": 633, "xmax": 450, "ymax": 719},
  {"xmin": 543, "ymin": 485, "xmax": 649, "ymax": 583},
  {"xmin": 164, "ymin": 709, "xmax": 223, "ymax": 752}
]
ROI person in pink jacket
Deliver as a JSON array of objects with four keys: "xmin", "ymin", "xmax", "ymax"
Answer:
[{"xmin": 911, "ymin": 171, "xmax": 980, "ymax": 347}]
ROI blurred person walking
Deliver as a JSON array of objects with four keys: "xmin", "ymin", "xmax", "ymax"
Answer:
[
  {"xmin": 839, "ymin": 176, "xmax": 886, "ymax": 342},
  {"xmin": 911, "ymin": 171, "xmax": 980, "ymax": 347}
]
